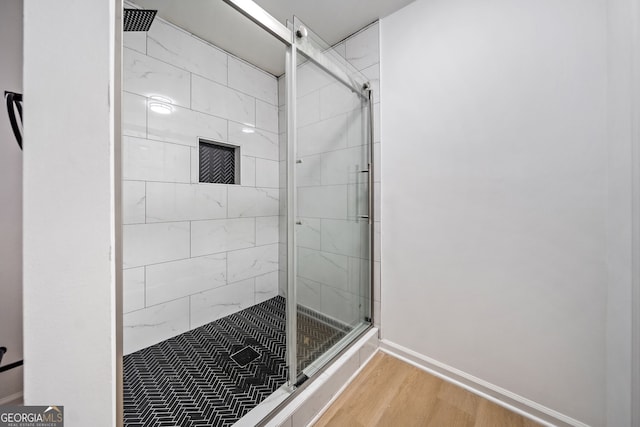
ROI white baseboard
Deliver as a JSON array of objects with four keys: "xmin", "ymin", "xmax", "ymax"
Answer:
[
  {"xmin": 0, "ymin": 391, "xmax": 23, "ymax": 406},
  {"xmin": 380, "ymin": 339, "xmax": 588, "ymax": 427}
]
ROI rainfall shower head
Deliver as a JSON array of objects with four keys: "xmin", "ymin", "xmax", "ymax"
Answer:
[{"xmin": 123, "ymin": 8, "xmax": 157, "ymax": 32}]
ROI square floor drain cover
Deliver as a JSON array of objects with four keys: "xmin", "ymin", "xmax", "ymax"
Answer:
[{"xmin": 231, "ymin": 347, "xmax": 260, "ymax": 367}]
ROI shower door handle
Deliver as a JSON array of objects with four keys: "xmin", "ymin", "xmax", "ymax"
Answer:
[
  {"xmin": 367, "ymin": 162, "xmax": 373, "ymax": 225},
  {"xmin": 358, "ymin": 164, "xmax": 372, "ymax": 224}
]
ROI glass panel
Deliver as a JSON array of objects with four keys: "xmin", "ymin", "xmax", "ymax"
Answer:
[{"xmin": 292, "ymin": 17, "xmax": 372, "ymax": 376}]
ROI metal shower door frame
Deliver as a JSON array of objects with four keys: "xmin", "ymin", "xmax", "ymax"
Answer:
[{"xmin": 222, "ymin": 0, "xmax": 374, "ymax": 389}]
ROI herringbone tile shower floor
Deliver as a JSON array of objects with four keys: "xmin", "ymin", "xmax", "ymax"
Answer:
[{"xmin": 123, "ymin": 296, "xmax": 348, "ymax": 427}]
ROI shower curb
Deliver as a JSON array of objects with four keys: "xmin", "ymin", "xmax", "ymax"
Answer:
[{"xmin": 264, "ymin": 328, "xmax": 379, "ymax": 427}]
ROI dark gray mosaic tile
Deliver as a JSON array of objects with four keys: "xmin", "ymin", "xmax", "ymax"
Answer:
[{"xmin": 123, "ymin": 296, "xmax": 350, "ymax": 427}]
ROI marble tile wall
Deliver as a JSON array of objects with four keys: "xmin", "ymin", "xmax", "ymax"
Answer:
[
  {"xmin": 278, "ymin": 23, "xmax": 382, "ymax": 329},
  {"xmin": 122, "ymin": 16, "xmax": 281, "ymax": 355}
]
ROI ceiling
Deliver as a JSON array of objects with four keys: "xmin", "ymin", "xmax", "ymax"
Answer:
[{"xmin": 128, "ymin": 0, "xmax": 414, "ymax": 76}]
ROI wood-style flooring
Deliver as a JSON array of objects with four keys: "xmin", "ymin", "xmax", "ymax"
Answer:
[{"xmin": 313, "ymin": 352, "xmax": 541, "ymax": 427}]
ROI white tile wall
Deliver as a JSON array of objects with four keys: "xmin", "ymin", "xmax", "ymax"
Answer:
[
  {"xmin": 297, "ymin": 61, "xmax": 334, "ymax": 98},
  {"xmin": 241, "ymin": 156, "xmax": 256, "ymax": 186},
  {"xmin": 145, "ymin": 182, "xmax": 227, "ymax": 222},
  {"xmin": 298, "ymin": 115, "xmax": 348, "ymax": 157},
  {"xmin": 123, "ymin": 31, "xmax": 146, "ymax": 54},
  {"xmin": 190, "ymin": 279, "xmax": 255, "ymax": 328},
  {"xmin": 192, "ymin": 75, "xmax": 256, "ymax": 126},
  {"xmin": 298, "ymin": 186, "xmax": 348, "ymax": 219},
  {"xmin": 190, "ymin": 218, "xmax": 256, "ymax": 256},
  {"xmin": 296, "ymin": 154, "xmax": 322, "ymax": 187},
  {"xmin": 345, "ymin": 24, "xmax": 380, "ymax": 71},
  {"xmin": 256, "ymin": 216, "xmax": 279, "ymax": 245},
  {"xmin": 123, "ymin": 136, "xmax": 191, "ymax": 183},
  {"xmin": 147, "ymin": 19, "xmax": 227, "ymax": 85},
  {"xmin": 228, "ymin": 244, "xmax": 279, "ymax": 283},
  {"xmin": 255, "ymin": 271, "xmax": 279, "ymax": 303},
  {"xmin": 123, "ymin": 267, "xmax": 145, "ymax": 313},
  {"xmin": 298, "ymin": 248, "xmax": 349, "ymax": 292},
  {"xmin": 228, "ymin": 57, "xmax": 278, "ymax": 105},
  {"xmin": 148, "ymin": 104, "xmax": 227, "ymax": 147},
  {"xmin": 122, "ymin": 15, "xmax": 283, "ymax": 354},
  {"xmin": 321, "ymin": 146, "xmax": 367, "ymax": 186},
  {"xmin": 297, "ymin": 91, "xmax": 320, "ymax": 128},
  {"xmin": 320, "ymin": 219, "xmax": 367, "ymax": 258},
  {"xmin": 297, "ymin": 276, "xmax": 322, "ymax": 312},
  {"xmin": 123, "ymin": 222, "xmax": 190, "ymax": 268},
  {"xmin": 347, "ymin": 256, "xmax": 369, "ymax": 296},
  {"xmin": 228, "ymin": 187, "xmax": 279, "ymax": 218},
  {"xmin": 319, "ymin": 82, "xmax": 362, "ymax": 120},
  {"xmin": 255, "ymin": 158, "xmax": 280, "ymax": 188},
  {"xmin": 123, "ymin": 297, "xmax": 190, "ymax": 354},
  {"xmin": 256, "ymin": 100, "xmax": 279, "ymax": 133},
  {"xmin": 122, "ymin": 180, "xmax": 146, "ymax": 224},
  {"xmin": 296, "ymin": 218, "xmax": 321, "ymax": 250},
  {"xmin": 346, "ymin": 112, "xmax": 367, "ymax": 148},
  {"xmin": 123, "ymin": 48, "xmax": 191, "ymax": 108},
  {"xmin": 321, "ymin": 286, "xmax": 360, "ymax": 326},
  {"xmin": 145, "ymin": 254, "xmax": 227, "ymax": 306},
  {"xmin": 228, "ymin": 121, "xmax": 279, "ymax": 161},
  {"xmin": 333, "ymin": 42, "xmax": 346, "ymax": 59},
  {"xmin": 122, "ymin": 91, "xmax": 147, "ymax": 137}
]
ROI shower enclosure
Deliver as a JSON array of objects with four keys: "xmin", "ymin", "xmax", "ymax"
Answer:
[{"xmin": 121, "ymin": 0, "xmax": 373, "ymax": 424}]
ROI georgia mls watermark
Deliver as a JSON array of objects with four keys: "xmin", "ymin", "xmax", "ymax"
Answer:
[{"xmin": 0, "ymin": 406, "xmax": 63, "ymax": 427}]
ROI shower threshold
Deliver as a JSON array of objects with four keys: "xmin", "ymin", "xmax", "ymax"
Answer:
[{"xmin": 123, "ymin": 296, "xmax": 350, "ymax": 427}]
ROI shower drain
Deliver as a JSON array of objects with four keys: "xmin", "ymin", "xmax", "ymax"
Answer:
[{"xmin": 230, "ymin": 346, "xmax": 260, "ymax": 367}]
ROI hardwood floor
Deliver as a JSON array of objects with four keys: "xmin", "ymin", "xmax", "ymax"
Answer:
[{"xmin": 313, "ymin": 352, "xmax": 541, "ymax": 427}]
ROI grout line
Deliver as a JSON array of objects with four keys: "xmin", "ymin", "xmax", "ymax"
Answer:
[
  {"xmin": 144, "ymin": 181, "xmax": 147, "ymax": 224},
  {"xmin": 254, "ymin": 156, "xmax": 258, "ymax": 188},
  {"xmin": 124, "ymin": 127, "xmax": 280, "ymax": 158},
  {"xmin": 225, "ymin": 250, "xmax": 229, "ymax": 287},
  {"xmin": 124, "ymin": 91, "xmax": 278, "ymax": 138},
  {"xmin": 254, "ymin": 97, "xmax": 258, "ymax": 130},
  {"xmin": 143, "ymin": 266, "xmax": 147, "ymax": 308},
  {"xmin": 135, "ymin": 15, "xmax": 280, "ymax": 81},
  {"xmin": 124, "ymin": 213, "xmax": 364, "ymax": 226},
  {"xmin": 124, "ymin": 45, "xmax": 279, "ymax": 107}
]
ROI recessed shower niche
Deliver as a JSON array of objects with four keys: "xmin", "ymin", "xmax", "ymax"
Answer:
[
  {"xmin": 198, "ymin": 139, "xmax": 240, "ymax": 185},
  {"xmin": 121, "ymin": 1, "xmax": 374, "ymax": 425}
]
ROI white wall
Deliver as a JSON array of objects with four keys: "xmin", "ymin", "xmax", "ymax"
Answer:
[
  {"xmin": 606, "ymin": 0, "xmax": 636, "ymax": 425},
  {"xmin": 23, "ymin": 0, "xmax": 121, "ymax": 425},
  {"xmin": 121, "ymin": 17, "xmax": 280, "ymax": 355},
  {"xmin": 0, "ymin": 0, "xmax": 23, "ymax": 404},
  {"xmin": 380, "ymin": 0, "xmax": 610, "ymax": 425}
]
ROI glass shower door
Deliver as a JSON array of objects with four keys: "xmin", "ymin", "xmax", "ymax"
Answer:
[{"xmin": 291, "ymin": 17, "xmax": 372, "ymax": 380}]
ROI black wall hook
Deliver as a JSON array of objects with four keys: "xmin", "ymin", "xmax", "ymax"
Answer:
[{"xmin": 4, "ymin": 90, "xmax": 23, "ymax": 150}]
